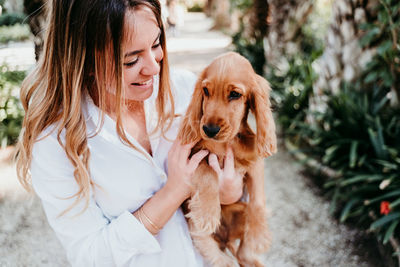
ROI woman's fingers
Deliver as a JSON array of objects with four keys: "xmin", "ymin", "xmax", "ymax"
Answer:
[
  {"xmin": 188, "ymin": 150, "xmax": 209, "ymax": 170},
  {"xmin": 209, "ymin": 153, "xmax": 223, "ymax": 177},
  {"xmin": 175, "ymin": 139, "xmax": 197, "ymax": 162},
  {"xmin": 223, "ymin": 147, "xmax": 235, "ymax": 175}
]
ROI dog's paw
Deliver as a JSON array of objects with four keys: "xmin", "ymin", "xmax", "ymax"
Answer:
[
  {"xmin": 245, "ymin": 207, "xmax": 270, "ymax": 253},
  {"xmin": 238, "ymin": 255, "xmax": 265, "ymax": 267},
  {"xmin": 247, "ymin": 226, "xmax": 270, "ymax": 253},
  {"xmin": 210, "ymin": 253, "xmax": 237, "ymax": 267}
]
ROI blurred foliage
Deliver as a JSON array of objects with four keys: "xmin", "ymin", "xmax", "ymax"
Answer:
[
  {"xmin": 358, "ymin": 0, "xmax": 400, "ymax": 105},
  {"xmin": 0, "ymin": 12, "xmax": 26, "ymax": 26},
  {"xmin": 187, "ymin": 2, "xmax": 203, "ymax": 12},
  {"xmin": 230, "ymin": 0, "xmax": 266, "ymax": 75},
  {"xmin": 273, "ymin": 0, "xmax": 400, "ymax": 255},
  {"xmin": 0, "ymin": 65, "xmax": 25, "ymax": 147},
  {"xmin": 232, "ymin": 24, "xmax": 265, "ymax": 75},
  {"xmin": 229, "ymin": 0, "xmax": 252, "ymax": 12},
  {"xmin": 291, "ymin": 83, "xmax": 400, "ymax": 246},
  {"xmin": 0, "ymin": 23, "xmax": 31, "ymax": 43},
  {"xmin": 268, "ymin": 26, "xmax": 324, "ymax": 130}
]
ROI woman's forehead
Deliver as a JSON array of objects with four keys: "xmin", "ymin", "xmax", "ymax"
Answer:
[{"xmin": 124, "ymin": 6, "xmax": 159, "ymax": 39}]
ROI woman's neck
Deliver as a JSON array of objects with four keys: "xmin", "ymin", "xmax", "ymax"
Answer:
[{"xmin": 104, "ymin": 92, "xmax": 145, "ymax": 119}]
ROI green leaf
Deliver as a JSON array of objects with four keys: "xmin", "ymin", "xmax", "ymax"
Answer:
[
  {"xmin": 370, "ymin": 212, "xmax": 400, "ymax": 230},
  {"xmin": 360, "ymin": 27, "xmax": 381, "ymax": 47},
  {"xmin": 349, "ymin": 141, "xmax": 358, "ymax": 168},
  {"xmin": 340, "ymin": 174, "xmax": 384, "ymax": 186},
  {"xmin": 364, "ymin": 72, "xmax": 378, "ymax": 83},
  {"xmin": 377, "ymin": 40, "xmax": 393, "ymax": 56},
  {"xmin": 329, "ymin": 188, "xmax": 340, "ymax": 215},
  {"xmin": 323, "ymin": 145, "xmax": 339, "ymax": 164},
  {"xmin": 357, "ymin": 154, "xmax": 368, "ymax": 167},
  {"xmin": 368, "ymin": 190, "xmax": 400, "ymax": 205},
  {"xmin": 374, "ymin": 159, "xmax": 398, "ymax": 170},
  {"xmin": 390, "ymin": 198, "xmax": 400, "ymax": 209},
  {"xmin": 383, "ymin": 220, "xmax": 399, "ymax": 244},
  {"xmin": 340, "ymin": 198, "xmax": 360, "ymax": 222},
  {"xmin": 368, "ymin": 127, "xmax": 387, "ymax": 159}
]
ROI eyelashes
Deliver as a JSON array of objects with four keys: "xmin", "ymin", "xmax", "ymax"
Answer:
[
  {"xmin": 123, "ymin": 42, "xmax": 162, "ymax": 67},
  {"xmin": 124, "ymin": 58, "xmax": 139, "ymax": 67}
]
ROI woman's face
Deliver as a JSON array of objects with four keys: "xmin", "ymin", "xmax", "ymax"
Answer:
[{"xmin": 121, "ymin": 7, "xmax": 163, "ymax": 102}]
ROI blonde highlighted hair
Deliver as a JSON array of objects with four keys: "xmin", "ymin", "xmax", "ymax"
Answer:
[{"xmin": 16, "ymin": 0, "xmax": 174, "ymax": 215}]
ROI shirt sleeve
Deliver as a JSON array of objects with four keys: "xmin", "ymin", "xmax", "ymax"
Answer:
[{"xmin": 30, "ymin": 130, "xmax": 162, "ymax": 267}]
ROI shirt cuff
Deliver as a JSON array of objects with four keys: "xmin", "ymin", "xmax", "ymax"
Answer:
[{"xmin": 109, "ymin": 210, "xmax": 162, "ymax": 265}]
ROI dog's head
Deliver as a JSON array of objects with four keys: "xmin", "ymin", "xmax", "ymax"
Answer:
[{"xmin": 179, "ymin": 52, "xmax": 277, "ymax": 157}]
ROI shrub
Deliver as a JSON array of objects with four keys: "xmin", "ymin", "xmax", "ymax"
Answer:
[
  {"xmin": 0, "ymin": 65, "xmax": 26, "ymax": 147},
  {"xmin": 279, "ymin": 0, "xmax": 400, "ymax": 259},
  {"xmin": 231, "ymin": 25, "xmax": 265, "ymax": 75},
  {"xmin": 187, "ymin": 3, "xmax": 203, "ymax": 12},
  {"xmin": 290, "ymin": 83, "xmax": 400, "ymax": 242},
  {"xmin": 0, "ymin": 23, "xmax": 31, "ymax": 43},
  {"xmin": 0, "ymin": 12, "xmax": 27, "ymax": 26}
]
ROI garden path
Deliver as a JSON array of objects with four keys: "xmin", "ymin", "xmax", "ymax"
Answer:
[{"xmin": 0, "ymin": 12, "xmax": 379, "ymax": 267}]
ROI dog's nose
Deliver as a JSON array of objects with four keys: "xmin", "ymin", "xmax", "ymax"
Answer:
[{"xmin": 202, "ymin": 124, "xmax": 220, "ymax": 138}]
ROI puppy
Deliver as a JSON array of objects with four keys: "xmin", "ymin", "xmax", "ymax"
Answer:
[{"xmin": 178, "ymin": 52, "xmax": 277, "ymax": 267}]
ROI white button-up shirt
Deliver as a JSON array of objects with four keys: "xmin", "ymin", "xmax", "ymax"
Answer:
[{"xmin": 30, "ymin": 69, "xmax": 205, "ymax": 267}]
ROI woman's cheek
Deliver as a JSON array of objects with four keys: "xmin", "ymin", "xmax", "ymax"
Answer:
[{"xmin": 156, "ymin": 47, "xmax": 164, "ymax": 62}]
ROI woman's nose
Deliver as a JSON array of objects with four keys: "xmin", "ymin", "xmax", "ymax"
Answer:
[{"xmin": 141, "ymin": 50, "xmax": 162, "ymax": 76}]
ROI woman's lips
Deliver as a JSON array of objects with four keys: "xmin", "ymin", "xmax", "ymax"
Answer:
[{"xmin": 131, "ymin": 78, "xmax": 153, "ymax": 88}]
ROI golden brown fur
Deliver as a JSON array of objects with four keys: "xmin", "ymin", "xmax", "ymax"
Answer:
[{"xmin": 178, "ymin": 52, "xmax": 277, "ymax": 267}]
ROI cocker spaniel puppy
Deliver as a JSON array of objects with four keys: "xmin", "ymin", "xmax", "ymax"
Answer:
[{"xmin": 178, "ymin": 52, "xmax": 277, "ymax": 267}]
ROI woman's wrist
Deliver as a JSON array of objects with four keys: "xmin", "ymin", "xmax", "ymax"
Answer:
[
  {"xmin": 163, "ymin": 177, "xmax": 191, "ymax": 203},
  {"xmin": 133, "ymin": 179, "xmax": 189, "ymax": 235}
]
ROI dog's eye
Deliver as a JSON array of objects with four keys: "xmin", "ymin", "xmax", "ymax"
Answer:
[
  {"xmin": 228, "ymin": 91, "xmax": 242, "ymax": 100},
  {"xmin": 203, "ymin": 87, "xmax": 209, "ymax": 97}
]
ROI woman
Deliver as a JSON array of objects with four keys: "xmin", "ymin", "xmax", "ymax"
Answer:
[{"xmin": 16, "ymin": 0, "xmax": 243, "ymax": 266}]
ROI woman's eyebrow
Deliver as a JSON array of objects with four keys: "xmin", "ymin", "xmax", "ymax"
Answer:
[{"xmin": 124, "ymin": 31, "xmax": 161, "ymax": 58}]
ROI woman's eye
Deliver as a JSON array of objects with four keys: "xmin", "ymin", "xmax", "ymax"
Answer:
[
  {"xmin": 203, "ymin": 87, "xmax": 209, "ymax": 96},
  {"xmin": 228, "ymin": 91, "xmax": 241, "ymax": 100},
  {"xmin": 152, "ymin": 43, "xmax": 161, "ymax": 49},
  {"xmin": 124, "ymin": 57, "xmax": 139, "ymax": 67}
]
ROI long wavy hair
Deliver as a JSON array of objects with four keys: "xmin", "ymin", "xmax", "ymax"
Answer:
[{"xmin": 16, "ymin": 0, "xmax": 174, "ymax": 215}]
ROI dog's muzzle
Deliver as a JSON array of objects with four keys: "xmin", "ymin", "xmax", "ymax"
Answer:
[{"xmin": 202, "ymin": 124, "xmax": 220, "ymax": 138}]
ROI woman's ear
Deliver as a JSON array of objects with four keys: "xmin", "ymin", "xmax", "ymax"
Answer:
[
  {"xmin": 177, "ymin": 72, "xmax": 205, "ymax": 144},
  {"xmin": 249, "ymin": 74, "xmax": 277, "ymax": 157}
]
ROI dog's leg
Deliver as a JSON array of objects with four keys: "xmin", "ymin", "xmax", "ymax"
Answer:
[
  {"xmin": 188, "ymin": 221, "xmax": 237, "ymax": 267},
  {"xmin": 236, "ymin": 222, "xmax": 266, "ymax": 267},
  {"xmin": 237, "ymin": 159, "xmax": 270, "ymax": 265},
  {"xmin": 186, "ymin": 162, "xmax": 221, "ymax": 234}
]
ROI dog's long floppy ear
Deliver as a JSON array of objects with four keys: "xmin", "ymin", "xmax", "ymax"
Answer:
[
  {"xmin": 177, "ymin": 72, "xmax": 205, "ymax": 144},
  {"xmin": 250, "ymin": 74, "xmax": 277, "ymax": 157}
]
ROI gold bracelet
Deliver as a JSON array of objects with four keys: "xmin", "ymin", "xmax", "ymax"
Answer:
[
  {"xmin": 140, "ymin": 207, "xmax": 161, "ymax": 232},
  {"xmin": 137, "ymin": 209, "xmax": 144, "ymax": 225}
]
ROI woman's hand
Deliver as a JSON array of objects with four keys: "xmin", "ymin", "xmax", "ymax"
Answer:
[
  {"xmin": 208, "ymin": 147, "xmax": 244, "ymax": 205},
  {"xmin": 166, "ymin": 139, "xmax": 209, "ymax": 200}
]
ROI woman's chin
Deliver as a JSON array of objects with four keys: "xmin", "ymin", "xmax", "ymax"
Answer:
[{"xmin": 125, "ymin": 84, "xmax": 154, "ymax": 101}]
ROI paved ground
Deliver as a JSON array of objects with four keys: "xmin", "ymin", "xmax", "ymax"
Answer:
[{"xmin": 0, "ymin": 12, "xmax": 379, "ymax": 267}]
